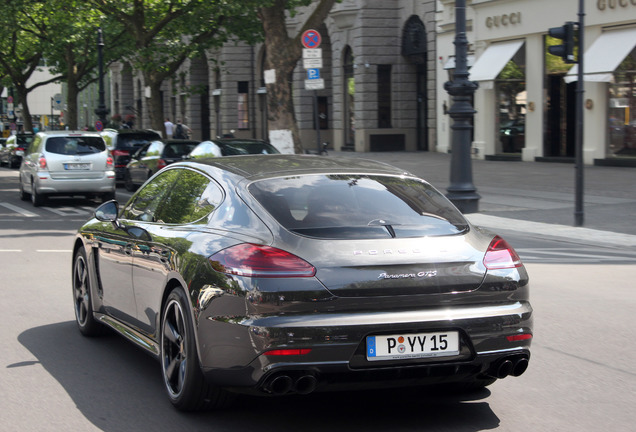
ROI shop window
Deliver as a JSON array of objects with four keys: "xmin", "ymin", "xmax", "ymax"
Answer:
[
  {"xmin": 608, "ymin": 47, "xmax": 636, "ymax": 158},
  {"xmin": 238, "ymin": 81, "xmax": 249, "ymax": 130},
  {"xmin": 378, "ymin": 65, "xmax": 392, "ymax": 128},
  {"xmin": 496, "ymin": 47, "xmax": 526, "ymax": 153}
]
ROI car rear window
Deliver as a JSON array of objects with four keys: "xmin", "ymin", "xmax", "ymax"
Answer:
[
  {"xmin": 164, "ymin": 143, "xmax": 198, "ymax": 158},
  {"xmin": 117, "ymin": 133, "xmax": 161, "ymax": 150},
  {"xmin": 45, "ymin": 136, "xmax": 106, "ymax": 155},
  {"xmin": 248, "ymin": 175, "xmax": 468, "ymax": 239}
]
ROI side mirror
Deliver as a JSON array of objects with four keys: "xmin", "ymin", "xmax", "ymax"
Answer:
[{"xmin": 95, "ymin": 200, "xmax": 119, "ymax": 222}]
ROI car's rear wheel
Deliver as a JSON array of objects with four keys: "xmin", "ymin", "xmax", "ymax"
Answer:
[
  {"xmin": 31, "ymin": 180, "xmax": 45, "ymax": 206},
  {"xmin": 72, "ymin": 247, "xmax": 103, "ymax": 336},
  {"xmin": 19, "ymin": 179, "xmax": 29, "ymax": 201},
  {"xmin": 160, "ymin": 288, "xmax": 233, "ymax": 411}
]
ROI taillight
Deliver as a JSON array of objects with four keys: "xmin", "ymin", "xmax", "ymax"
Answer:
[
  {"xmin": 157, "ymin": 159, "xmax": 167, "ymax": 170},
  {"xmin": 483, "ymin": 236, "xmax": 523, "ymax": 269},
  {"xmin": 111, "ymin": 149, "xmax": 129, "ymax": 157},
  {"xmin": 38, "ymin": 155, "xmax": 47, "ymax": 169},
  {"xmin": 106, "ymin": 155, "xmax": 114, "ymax": 168},
  {"xmin": 209, "ymin": 244, "xmax": 316, "ymax": 278},
  {"xmin": 16, "ymin": 146, "xmax": 25, "ymax": 152}
]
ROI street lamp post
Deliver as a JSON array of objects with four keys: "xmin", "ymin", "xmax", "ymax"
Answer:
[
  {"xmin": 444, "ymin": 0, "xmax": 480, "ymax": 213},
  {"xmin": 94, "ymin": 27, "xmax": 109, "ymax": 126}
]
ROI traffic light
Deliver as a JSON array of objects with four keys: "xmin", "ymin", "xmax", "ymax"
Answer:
[{"xmin": 548, "ymin": 22, "xmax": 576, "ymax": 63}]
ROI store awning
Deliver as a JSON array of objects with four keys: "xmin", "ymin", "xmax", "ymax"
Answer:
[
  {"xmin": 565, "ymin": 27, "xmax": 636, "ymax": 83},
  {"xmin": 443, "ymin": 55, "xmax": 475, "ymax": 70},
  {"xmin": 467, "ymin": 40, "xmax": 524, "ymax": 86}
]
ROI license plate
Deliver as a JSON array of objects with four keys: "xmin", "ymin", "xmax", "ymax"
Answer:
[
  {"xmin": 64, "ymin": 163, "xmax": 91, "ymax": 170},
  {"xmin": 366, "ymin": 331, "xmax": 459, "ymax": 361}
]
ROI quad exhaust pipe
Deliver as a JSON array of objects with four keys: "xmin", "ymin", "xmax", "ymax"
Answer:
[
  {"xmin": 263, "ymin": 373, "xmax": 318, "ymax": 395},
  {"xmin": 489, "ymin": 355, "xmax": 529, "ymax": 379}
]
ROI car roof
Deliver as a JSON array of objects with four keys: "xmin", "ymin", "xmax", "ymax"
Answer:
[
  {"xmin": 180, "ymin": 154, "xmax": 412, "ymax": 180},
  {"xmin": 36, "ymin": 130, "xmax": 102, "ymax": 138}
]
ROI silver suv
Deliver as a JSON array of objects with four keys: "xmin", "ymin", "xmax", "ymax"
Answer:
[{"xmin": 19, "ymin": 131, "xmax": 115, "ymax": 206}]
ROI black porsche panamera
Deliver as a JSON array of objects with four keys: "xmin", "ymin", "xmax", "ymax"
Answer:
[{"xmin": 72, "ymin": 154, "xmax": 532, "ymax": 411}]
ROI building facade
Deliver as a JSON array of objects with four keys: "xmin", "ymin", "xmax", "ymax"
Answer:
[
  {"xmin": 436, "ymin": 0, "xmax": 636, "ymax": 166},
  {"xmin": 107, "ymin": 0, "xmax": 438, "ymax": 153}
]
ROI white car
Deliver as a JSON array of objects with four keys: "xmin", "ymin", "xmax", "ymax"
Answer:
[{"xmin": 19, "ymin": 131, "xmax": 116, "ymax": 206}]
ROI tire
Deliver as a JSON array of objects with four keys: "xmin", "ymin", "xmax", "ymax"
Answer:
[
  {"xmin": 160, "ymin": 288, "xmax": 234, "ymax": 411},
  {"xmin": 19, "ymin": 179, "xmax": 29, "ymax": 201},
  {"xmin": 31, "ymin": 180, "xmax": 45, "ymax": 206},
  {"xmin": 124, "ymin": 172, "xmax": 136, "ymax": 192},
  {"xmin": 72, "ymin": 247, "xmax": 103, "ymax": 336}
]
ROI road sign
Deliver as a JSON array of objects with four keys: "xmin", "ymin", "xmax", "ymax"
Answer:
[
  {"xmin": 303, "ymin": 58, "xmax": 323, "ymax": 69},
  {"xmin": 95, "ymin": 120, "xmax": 104, "ymax": 131},
  {"xmin": 7, "ymin": 96, "xmax": 13, "ymax": 104},
  {"xmin": 305, "ymin": 79, "xmax": 325, "ymax": 91},
  {"xmin": 307, "ymin": 68, "xmax": 321, "ymax": 80},
  {"xmin": 301, "ymin": 29, "xmax": 321, "ymax": 49},
  {"xmin": 303, "ymin": 48, "xmax": 322, "ymax": 59}
]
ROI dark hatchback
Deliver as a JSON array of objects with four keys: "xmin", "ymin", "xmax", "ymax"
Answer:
[
  {"xmin": 73, "ymin": 155, "xmax": 532, "ymax": 411},
  {"xmin": 124, "ymin": 139, "xmax": 199, "ymax": 191},
  {"xmin": 101, "ymin": 128, "xmax": 162, "ymax": 181}
]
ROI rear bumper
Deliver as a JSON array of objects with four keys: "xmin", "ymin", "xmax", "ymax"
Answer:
[
  {"xmin": 198, "ymin": 301, "xmax": 533, "ymax": 393},
  {"xmin": 35, "ymin": 172, "xmax": 116, "ymax": 194}
]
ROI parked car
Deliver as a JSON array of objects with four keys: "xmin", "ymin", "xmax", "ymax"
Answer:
[
  {"xmin": 187, "ymin": 138, "xmax": 280, "ymax": 159},
  {"xmin": 0, "ymin": 133, "xmax": 34, "ymax": 168},
  {"xmin": 73, "ymin": 154, "xmax": 532, "ymax": 411},
  {"xmin": 100, "ymin": 128, "xmax": 162, "ymax": 181},
  {"xmin": 124, "ymin": 139, "xmax": 200, "ymax": 191},
  {"xmin": 19, "ymin": 131, "xmax": 115, "ymax": 206}
]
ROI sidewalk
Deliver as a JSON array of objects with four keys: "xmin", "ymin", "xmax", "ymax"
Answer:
[{"xmin": 332, "ymin": 151, "xmax": 636, "ymax": 248}]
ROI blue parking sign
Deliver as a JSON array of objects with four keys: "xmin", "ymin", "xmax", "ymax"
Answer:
[{"xmin": 307, "ymin": 68, "xmax": 320, "ymax": 80}]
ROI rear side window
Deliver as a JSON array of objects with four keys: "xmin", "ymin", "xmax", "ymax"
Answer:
[
  {"xmin": 249, "ymin": 175, "xmax": 468, "ymax": 239},
  {"xmin": 45, "ymin": 136, "xmax": 106, "ymax": 155},
  {"xmin": 117, "ymin": 133, "xmax": 161, "ymax": 150}
]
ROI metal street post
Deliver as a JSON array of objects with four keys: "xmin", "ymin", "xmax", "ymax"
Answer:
[
  {"xmin": 94, "ymin": 27, "xmax": 109, "ymax": 125},
  {"xmin": 574, "ymin": 0, "xmax": 585, "ymax": 226},
  {"xmin": 444, "ymin": 0, "xmax": 480, "ymax": 213}
]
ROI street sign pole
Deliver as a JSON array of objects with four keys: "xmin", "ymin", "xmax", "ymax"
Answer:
[{"xmin": 302, "ymin": 30, "xmax": 324, "ymax": 154}]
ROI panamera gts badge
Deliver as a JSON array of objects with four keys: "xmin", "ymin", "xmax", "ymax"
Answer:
[{"xmin": 378, "ymin": 271, "xmax": 437, "ymax": 279}]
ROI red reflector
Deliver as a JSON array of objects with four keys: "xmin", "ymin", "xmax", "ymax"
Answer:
[
  {"xmin": 483, "ymin": 236, "xmax": 523, "ymax": 269},
  {"xmin": 506, "ymin": 334, "xmax": 532, "ymax": 342},
  {"xmin": 157, "ymin": 159, "xmax": 167, "ymax": 170},
  {"xmin": 264, "ymin": 349, "xmax": 311, "ymax": 356},
  {"xmin": 209, "ymin": 244, "xmax": 316, "ymax": 278}
]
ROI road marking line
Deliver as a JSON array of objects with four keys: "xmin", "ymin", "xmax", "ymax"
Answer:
[
  {"xmin": 0, "ymin": 202, "xmax": 37, "ymax": 217},
  {"xmin": 0, "ymin": 250, "xmax": 23, "ymax": 252},
  {"xmin": 36, "ymin": 250, "xmax": 72, "ymax": 253},
  {"xmin": 41, "ymin": 206, "xmax": 91, "ymax": 216}
]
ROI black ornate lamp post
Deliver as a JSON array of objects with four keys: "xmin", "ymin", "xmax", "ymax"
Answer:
[
  {"xmin": 94, "ymin": 27, "xmax": 109, "ymax": 126},
  {"xmin": 444, "ymin": 0, "xmax": 480, "ymax": 213}
]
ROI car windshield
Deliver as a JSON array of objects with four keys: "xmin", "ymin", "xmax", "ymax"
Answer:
[
  {"xmin": 220, "ymin": 141, "xmax": 280, "ymax": 155},
  {"xmin": 248, "ymin": 174, "xmax": 468, "ymax": 239},
  {"xmin": 164, "ymin": 142, "xmax": 198, "ymax": 158},
  {"xmin": 45, "ymin": 136, "xmax": 106, "ymax": 155}
]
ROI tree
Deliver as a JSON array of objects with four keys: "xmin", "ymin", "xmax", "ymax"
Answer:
[
  {"xmin": 258, "ymin": 0, "xmax": 337, "ymax": 153},
  {"xmin": 42, "ymin": 0, "xmax": 130, "ymax": 129},
  {"xmin": 0, "ymin": 0, "xmax": 62, "ymax": 132},
  {"xmin": 86, "ymin": 0, "xmax": 262, "ymax": 133}
]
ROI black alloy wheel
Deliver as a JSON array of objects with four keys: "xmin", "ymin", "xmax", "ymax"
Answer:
[
  {"xmin": 72, "ymin": 247, "xmax": 102, "ymax": 336},
  {"xmin": 160, "ymin": 288, "xmax": 232, "ymax": 411}
]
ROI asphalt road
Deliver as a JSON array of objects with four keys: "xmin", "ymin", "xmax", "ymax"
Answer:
[{"xmin": 1, "ymin": 166, "xmax": 635, "ymax": 431}]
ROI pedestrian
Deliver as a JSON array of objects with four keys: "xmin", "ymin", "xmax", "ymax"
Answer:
[
  {"xmin": 164, "ymin": 118, "xmax": 175, "ymax": 139},
  {"xmin": 174, "ymin": 119, "xmax": 191, "ymax": 139}
]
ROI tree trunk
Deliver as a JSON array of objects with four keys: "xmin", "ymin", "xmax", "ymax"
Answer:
[
  {"xmin": 16, "ymin": 84, "xmax": 33, "ymax": 133},
  {"xmin": 259, "ymin": 0, "xmax": 337, "ymax": 154},
  {"xmin": 66, "ymin": 74, "xmax": 80, "ymax": 130},
  {"xmin": 148, "ymin": 81, "xmax": 165, "ymax": 135}
]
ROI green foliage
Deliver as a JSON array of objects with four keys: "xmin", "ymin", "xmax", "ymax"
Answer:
[{"xmin": 546, "ymin": 36, "xmax": 576, "ymax": 74}]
